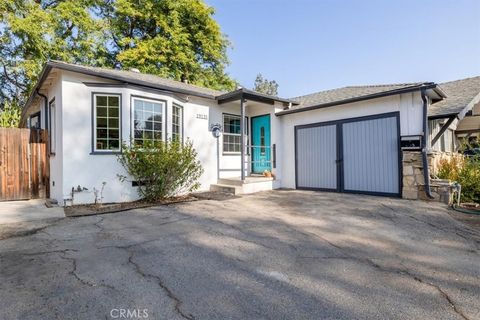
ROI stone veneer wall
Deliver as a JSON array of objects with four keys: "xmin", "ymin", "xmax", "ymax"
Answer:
[
  {"xmin": 402, "ymin": 151, "xmax": 424, "ymax": 200},
  {"xmin": 402, "ymin": 151, "xmax": 459, "ymax": 203}
]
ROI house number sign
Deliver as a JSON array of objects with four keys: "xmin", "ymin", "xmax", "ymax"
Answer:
[{"xmin": 196, "ymin": 114, "xmax": 208, "ymax": 120}]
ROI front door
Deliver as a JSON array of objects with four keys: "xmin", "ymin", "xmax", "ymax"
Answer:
[{"xmin": 251, "ymin": 114, "xmax": 271, "ymax": 173}]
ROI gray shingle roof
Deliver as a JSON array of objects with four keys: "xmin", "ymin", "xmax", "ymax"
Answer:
[
  {"xmin": 428, "ymin": 76, "xmax": 480, "ymax": 118},
  {"xmin": 49, "ymin": 60, "xmax": 225, "ymax": 98},
  {"xmin": 290, "ymin": 83, "xmax": 425, "ymax": 108}
]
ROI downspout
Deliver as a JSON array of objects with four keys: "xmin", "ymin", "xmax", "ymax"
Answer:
[
  {"xmin": 421, "ymin": 88, "xmax": 434, "ymax": 199},
  {"xmin": 36, "ymin": 89, "xmax": 48, "ymax": 130}
]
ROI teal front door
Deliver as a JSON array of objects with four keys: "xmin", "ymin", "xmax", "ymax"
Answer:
[{"xmin": 251, "ymin": 114, "xmax": 271, "ymax": 173}]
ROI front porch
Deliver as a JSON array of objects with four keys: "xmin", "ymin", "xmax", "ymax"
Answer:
[{"xmin": 209, "ymin": 88, "xmax": 296, "ymax": 193}]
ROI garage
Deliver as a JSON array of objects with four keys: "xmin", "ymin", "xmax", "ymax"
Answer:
[{"xmin": 295, "ymin": 112, "xmax": 401, "ymax": 196}]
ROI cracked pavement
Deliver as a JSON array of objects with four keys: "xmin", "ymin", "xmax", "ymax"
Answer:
[{"xmin": 1, "ymin": 190, "xmax": 479, "ymax": 319}]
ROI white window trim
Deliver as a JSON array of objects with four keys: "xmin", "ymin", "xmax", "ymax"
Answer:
[
  {"xmin": 222, "ymin": 113, "xmax": 248, "ymax": 154},
  {"xmin": 172, "ymin": 103, "xmax": 183, "ymax": 142},
  {"xmin": 131, "ymin": 96, "xmax": 166, "ymax": 145},
  {"xmin": 93, "ymin": 93, "xmax": 122, "ymax": 153}
]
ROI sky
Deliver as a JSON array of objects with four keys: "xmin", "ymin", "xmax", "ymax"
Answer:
[{"xmin": 206, "ymin": 0, "xmax": 480, "ymax": 98}]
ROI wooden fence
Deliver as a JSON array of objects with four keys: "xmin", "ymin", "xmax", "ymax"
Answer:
[{"xmin": 0, "ymin": 128, "xmax": 49, "ymax": 201}]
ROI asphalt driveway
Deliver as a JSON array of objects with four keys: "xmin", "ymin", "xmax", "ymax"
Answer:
[{"xmin": 1, "ymin": 190, "xmax": 479, "ymax": 320}]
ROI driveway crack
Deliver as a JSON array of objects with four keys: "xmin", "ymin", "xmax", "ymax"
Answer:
[
  {"xmin": 59, "ymin": 253, "xmax": 115, "ymax": 290},
  {"xmin": 127, "ymin": 250, "xmax": 194, "ymax": 320}
]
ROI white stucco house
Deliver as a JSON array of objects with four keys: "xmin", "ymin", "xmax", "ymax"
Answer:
[{"xmin": 21, "ymin": 61, "xmax": 480, "ymax": 205}]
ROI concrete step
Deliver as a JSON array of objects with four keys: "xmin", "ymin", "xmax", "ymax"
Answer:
[
  {"xmin": 217, "ymin": 178, "xmax": 244, "ymax": 186},
  {"xmin": 218, "ymin": 177, "xmax": 274, "ymax": 186},
  {"xmin": 210, "ymin": 184, "xmax": 242, "ymax": 195}
]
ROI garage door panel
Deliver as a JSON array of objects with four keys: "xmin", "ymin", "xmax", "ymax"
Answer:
[
  {"xmin": 342, "ymin": 116, "xmax": 399, "ymax": 194},
  {"xmin": 296, "ymin": 125, "xmax": 337, "ymax": 189}
]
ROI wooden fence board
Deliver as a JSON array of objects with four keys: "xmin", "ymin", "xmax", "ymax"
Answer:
[{"xmin": 0, "ymin": 128, "xmax": 49, "ymax": 201}]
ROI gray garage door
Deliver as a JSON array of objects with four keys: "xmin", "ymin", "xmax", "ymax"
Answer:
[
  {"xmin": 295, "ymin": 113, "xmax": 400, "ymax": 196},
  {"xmin": 296, "ymin": 124, "xmax": 337, "ymax": 190}
]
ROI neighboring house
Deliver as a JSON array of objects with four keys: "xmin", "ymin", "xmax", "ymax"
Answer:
[
  {"xmin": 428, "ymin": 77, "xmax": 480, "ymax": 152},
  {"xmin": 21, "ymin": 61, "xmax": 480, "ymax": 205}
]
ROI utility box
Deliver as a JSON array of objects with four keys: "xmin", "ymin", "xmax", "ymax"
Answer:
[{"xmin": 400, "ymin": 135, "xmax": 422, "ymax": 150}]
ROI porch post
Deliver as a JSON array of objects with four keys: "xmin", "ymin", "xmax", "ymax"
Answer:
[{"xmin": 240, "ymin": 96, "xmax": 245, "ymax": 181}]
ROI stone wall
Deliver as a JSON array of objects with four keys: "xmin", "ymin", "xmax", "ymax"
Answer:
[
  {"xmin": 402, "ymin": 151, "xmax": 424, "ymax": 200},
  {"xmin": 401, "ymin": 151, "xmax": 455, "ymax": 203}
]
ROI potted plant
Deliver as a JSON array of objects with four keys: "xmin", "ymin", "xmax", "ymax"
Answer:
[{"xmin": 263, "ymin": 170, "xmax": 272, "ymax": 178}]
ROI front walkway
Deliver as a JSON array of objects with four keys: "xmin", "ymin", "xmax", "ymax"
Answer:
[
  {"xmin": 0, "ymin": 199, "xmax": 64, "ymax": 224},
  {"xmin": 1, "ymin": 190, "xmax": 479, "ymax": 319}
]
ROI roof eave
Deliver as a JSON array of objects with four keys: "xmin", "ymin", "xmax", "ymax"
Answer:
[
  {"xmin": 46, "ymin": 61, "xmax": 217, "ymax": 100},
  {"xmin": 216, "ymin": 88, "xmax": 298, "ymax": 106},
  {"xmin": 277, "ymin": 83, "xmax": 439, "ymax": 116},
  {"xmin": 21, "ymin": 63, "xmax": 53, "ymax": 121}
]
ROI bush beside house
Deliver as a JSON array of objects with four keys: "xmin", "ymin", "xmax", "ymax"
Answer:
[
  {"xmin": 117, "ymin": 139, "xmax": 204, "ymax": 201},
  {"xmin": 437, "ymin": 155, "xmax": 480, "ymax": 203}
]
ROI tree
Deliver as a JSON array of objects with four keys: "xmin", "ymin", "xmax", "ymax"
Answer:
[
  {"xmin": 0, "ymin": 0, "xmax": 236, "ymax": 108},
  {"xmin": 0, "ymin": 101, "xmax": 21, "ymax": 127},
  {"xmin": 0, "ymin": 0, "xmax": 109, "ymax": 107},
  {"xmin": 253, "ymin": 73, "xmax": 279, "ymax": 96},
  {"xmin": 102, "ymin": 0, "xmax": 235, "ymax": 91}
]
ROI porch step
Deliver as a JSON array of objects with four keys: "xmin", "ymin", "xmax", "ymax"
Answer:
[
  {"xmin": 218, "ymin": 177, "xmax": 273, "ymax": 186},
  {"xmin": 210, "ymin": 184, "xmax": 242, "ymax": 195}
]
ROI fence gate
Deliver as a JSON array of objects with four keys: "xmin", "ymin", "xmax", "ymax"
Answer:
[{"xmin": 0, "ymin": 128, "xmax": 49, "ymax": 201}]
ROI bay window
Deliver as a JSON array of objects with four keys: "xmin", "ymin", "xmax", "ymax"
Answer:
[{"xmin": 132, "ymin": 97, "xmax": 165, "ymax": 145}]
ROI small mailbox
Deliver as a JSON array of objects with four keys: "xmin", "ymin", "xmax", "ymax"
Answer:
[{"xmin": 400, "ymin": 135, "xmax": 422, "ymax": 150}]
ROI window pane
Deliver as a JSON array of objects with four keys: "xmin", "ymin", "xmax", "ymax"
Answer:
[
  {"xmin": 96, "ymin": 96, "xmax": 108, "ymax": 106},
  {"xmin": 108, "ymin": 129, "xmax": 119, "ymax": 139},
  {"xmin": 97, "ymin": 139, "xmax": 107, "ymax": 150},
  {"xmin": 108, "ymin": 96, "xmax": 119, "ymax": 107},
  {"xmin": 108, "ymin": 140, "xmax": 119, "ymax": 150},
  {"xmin": 97, "ymin": 107, "xmax": 108, "ymax": 117},
  {"xmin": 97, "ymin": 117, "xmax": 108, "ymax": 127},
  {"xmin": 108, "ymin": 107, "xmax": 119, "ymax": 117},
  {"xmin": 133, "ymin": 99, "xmax": 163, "ymax": 145},
  {"xmin": 134, "ymin": 100, "xmax": 144, "ymax": 111},
  {"xmin": 97, "ymin": 129, "xmax": 108, "ymax": 138},
  {"xmin": 108, "ymin": 118, "xmax": 119, "ymax": 128}
]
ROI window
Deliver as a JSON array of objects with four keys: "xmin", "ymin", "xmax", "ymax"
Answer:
[
  {"xmin": 132, "ymin": 97, "xmax": 164, "ymax": 145},
  {"xmin": 260, "ymin": 126, "xmax": 265, "ymax": 153},
  {"xmin": 172, "ymin": 104, "xmax": 183, "ymax": 141},
  {"xmin": 222, "ymin": 114, "xmax": 248, "ymax": 153},
  {"xmin": 29, "ymin": 112, "xmax": 41, "ymax": 129},
  {"xmin": 94, "ymin": 94, "xmax": 120, "ymax": 152},
  {"xmin": 49, "ymin": 99, "xmax": 56, "ymax": 154}
]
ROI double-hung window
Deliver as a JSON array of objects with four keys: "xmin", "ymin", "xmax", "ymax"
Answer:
[
  {"xmin": 132, "ymin": 97, "xmax": 164, "ymax": 145},
  {"xmin": 172, "ymin": 104, "xmax": 183, "ymax": 141},
  {"xmin": 93, "ymin": 94, "xmax": 121, "ymax": 152},
  {"xmin": 223, "ymin": 114, "xmax": 248, "ymax": 153}
]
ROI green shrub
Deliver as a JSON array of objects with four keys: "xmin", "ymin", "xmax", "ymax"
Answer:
[
  {"xmin": 117, "ymin": 139, "xmax": 204, "ymax": 201},
  {"xmin": 437, "ymin": 157, "xmax": 462, "ymax": 181},
  {"xmin": 437, "ymin": 155, "xmax": 480, "ymax": 203}
]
